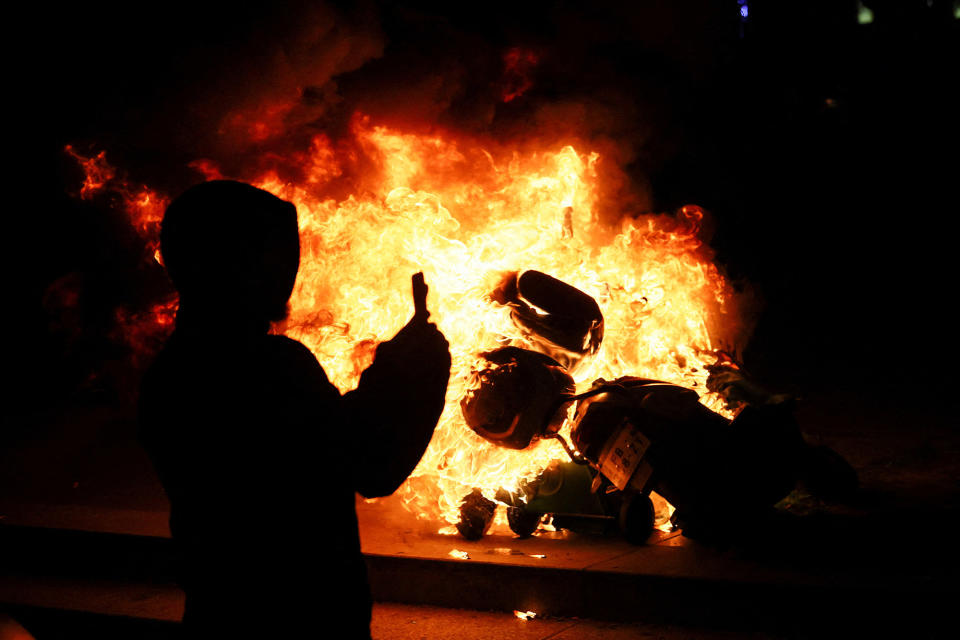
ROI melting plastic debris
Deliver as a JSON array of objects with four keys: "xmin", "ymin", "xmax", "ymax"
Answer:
[{"xmin": 489, "ymin": 547, "xmax": 525, "ymax": 556}]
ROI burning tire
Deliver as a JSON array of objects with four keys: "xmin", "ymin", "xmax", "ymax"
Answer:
[
  {"xmin": 456, "ymin": 489, "xmax": 497, "ymax": 540},
  {"xmin": 619, "ymin": 492, "xmax": 654, "ymax": 545},
  {"xmin": 506, "ymin": 505, "xmax": 542, "ymax": 538}
]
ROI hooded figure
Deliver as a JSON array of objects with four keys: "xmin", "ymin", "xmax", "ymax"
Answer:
[{"xmin": 138, "ymin": 181, "xmax": 450, "ymax": 639}]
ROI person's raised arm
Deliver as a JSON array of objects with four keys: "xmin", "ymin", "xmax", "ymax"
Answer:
[{"xmin": 342, "ymin": 273, "xmax": 451, "ymax": 498}]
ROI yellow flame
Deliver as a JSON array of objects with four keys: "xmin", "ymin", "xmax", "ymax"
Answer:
[
  {"xmin": 72, "ymin": 115, "xmax": 742, "ymax": 528},
  {"xmin": 265, "ymin": 119, "xmax": 739, "ymax": 524}
]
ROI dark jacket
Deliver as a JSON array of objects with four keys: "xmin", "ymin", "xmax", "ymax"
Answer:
[{"xmin": 139, "ymin": 317, "xmax": 448, "ymax": 638}]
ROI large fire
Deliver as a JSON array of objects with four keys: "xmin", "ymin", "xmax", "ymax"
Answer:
[{"xmin": 68, "ymin": 112, "xmax": 744, "ymax": 527}]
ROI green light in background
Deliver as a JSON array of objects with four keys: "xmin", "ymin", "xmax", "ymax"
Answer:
[{"xmin": 857, "ymin": 1, "xmax": 874, "ymax": 24}]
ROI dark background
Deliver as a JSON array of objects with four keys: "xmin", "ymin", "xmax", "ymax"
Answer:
[{"xmin": 5, "ymin": 0, "xmax": 957, "ymax": 421}]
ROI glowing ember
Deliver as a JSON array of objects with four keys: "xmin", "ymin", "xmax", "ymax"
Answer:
[
  {"xmin": 514, "ymin": 610, "xmax": 537, "ymax": 620},
  {"xmin": 65, "ymin": 145, "xmax": 115, "ymax": 199},
  {"xmin": 651, "ymin": 491, "xmax": 677, "ymax": 532},
  {"xmin": 448, "ymin": 550, "xmax": 470, "ymax": 560},
  {"xmin": 501, "ymin": 47, "xmax": 539, "ymax": 103},
  {"xmin": 538, "ymin": 519, "xmax": 558, "ymax": 533},
  {"xmin": 68, "ymin": 112, "xmax": 744, "ymax": 529}
]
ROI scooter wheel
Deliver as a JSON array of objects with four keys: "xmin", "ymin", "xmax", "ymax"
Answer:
[
  {"xmin": 619, "ymin": 492, "xmax": 654, "ymax": 545},
  {"xmin": 456, "ymin": 490, "xmax": 497, "ymax": 540},
  {"xmin": 799, "ymin": 445, "xmax": 858, "ymax": 501},
  {"xmin": 507, "ymin": 506, "xmax": 542, "ymax": 538}
]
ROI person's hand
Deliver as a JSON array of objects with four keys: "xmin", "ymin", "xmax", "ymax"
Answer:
[
  {"xmin": 346, "ymin": 273, "xmax": 451, "ymax": 497},
  {"xmin": 412, "ymin": 271, "xmax": 429, "ymax": 322},
  {"xmin": 376, "ymin": 273, "xmax": 451, "ymax": 375}
]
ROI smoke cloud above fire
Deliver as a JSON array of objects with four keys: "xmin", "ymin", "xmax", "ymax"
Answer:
[
  {"xmin": 37, "ymin": 0, "xmax": 758, "ymax": 411},
  {"xmin": 70, "ymin": 0, "xmax": 737, "ymax": 221},
  {"xmin": 181, "ymin": 2, "xmax": 386, "ymax": 159},
  {"xmin": 12, "ymin": 0, "xmax": 952, "ymax": 434}
]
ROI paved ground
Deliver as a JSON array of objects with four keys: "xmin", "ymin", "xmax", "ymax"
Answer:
[
  {"xmin": 2, "ymin": 599, "xmax": 800, "ymax": 640},
  {"xmin": 1, "ymin": 388, "xmax": 956, "ymax": 638}
]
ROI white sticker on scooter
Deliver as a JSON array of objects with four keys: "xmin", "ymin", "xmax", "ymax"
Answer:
[{"xmin": 598, "ymin": 419, "xmax": 651, "ymax": 491}]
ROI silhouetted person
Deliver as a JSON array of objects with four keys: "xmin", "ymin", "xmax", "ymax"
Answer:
[{"xmin": 138, "ymin": 181, "xmax": 450, "ymax": 638}]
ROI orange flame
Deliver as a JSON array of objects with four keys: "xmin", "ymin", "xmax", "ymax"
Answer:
[
  {"xmin": 65, "ymin": 145, "xmax": 115, "ymax": 199},
  {"xmin": 68, "ymin": 113, "xmax": 742, "ymax": 527}
]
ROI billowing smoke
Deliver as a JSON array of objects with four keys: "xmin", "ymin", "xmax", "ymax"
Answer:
[
  {"xmin": 44, "ymin": 0, "xmax": 755, "ymax": 405},
  {"xmin": 88, "ymin": 1, "xmax": 738, "ymax": 216}
]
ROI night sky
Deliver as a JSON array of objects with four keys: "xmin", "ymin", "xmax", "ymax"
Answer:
[{"xmin": 7, "ymin": 0, "xmax": 957, "ymax": 419}]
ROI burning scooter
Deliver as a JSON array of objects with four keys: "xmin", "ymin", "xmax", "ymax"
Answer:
[{"xmin": 456, "ymin": 270, "xmax": 857, "ymax": 543}]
